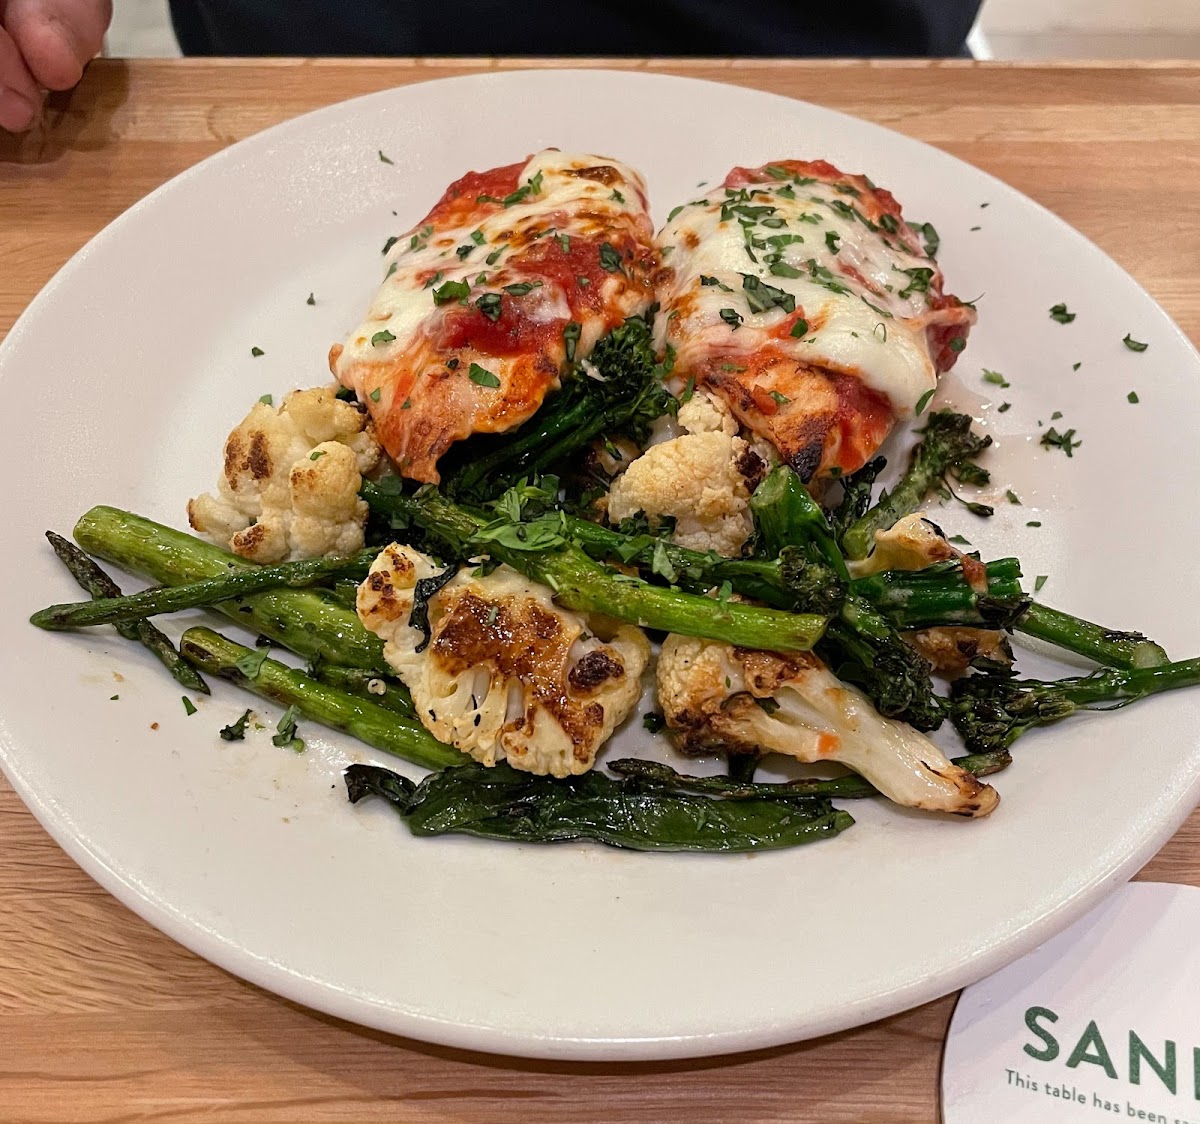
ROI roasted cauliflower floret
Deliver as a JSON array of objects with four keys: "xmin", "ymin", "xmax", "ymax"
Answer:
[
  {"xmin": 357, "ymin": 544, "xmax": 650, "ymax": 777},
  {"xmin": 847, "ymin": 513, "xmax": 961, "ymax": 578},
  {"xmin": 676, "ymin": 388, "xmax": 740, "ymax": 437},
  {"xmin": 656, "ymin": 634, "xmax": 999, "ymax": 818},
  {"xmin": 904, "ymin": 626, "xmax": 1014, "ymax": 678},
  {"xmin": 606, "ymin": 423, "xmax": 766, "ymax": 556},
  {"xmin": 188, "ymin": 387, "xmax": 382, "ymax": 564}
]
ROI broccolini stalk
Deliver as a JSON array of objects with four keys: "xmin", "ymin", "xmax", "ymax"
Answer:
[
  {"xmin": 850, "ymin": 558, "xmax": 1028, "ymax": 630},
  {"xmin": 750, "ymin": 466, "xmax": 849, "ymax": 579},
  {"xmin": 950, "ymin": 656, "xmax": 1200, "ymax": 752},
  {"xmin": 608, "ymin": 753, "xmax": 1012, "ymax": 801},
  {"xmin": 441, "ymin": 313, "xmax": 672, "ymax": 503},
  {"xmin": 44, "ymin": 530, "xmax": 209, "ymax": 694},
  {"xmin": 32, "ymin": 549, "xmax": 377, "ymax": 631},
  {"xmin": 1016, "ymin": 602, "xmax": 1169, "ymax": 670},
  {"xmin": 179, "ymin": 627, "xmax": 463, "ymax": 771},
  {"xmin": 361, "ymin": 483, "xmax": 829, "ymax": 653},
  {"xmin": 345, "ymin": 759, "xmax": 854, "ymax": 852},
  {"xmin": 73, "ymin": 507, "xmax": 388, "ymax": 673},
  {"xmin": 841, "ymin": 411, "xmax": 992, "ymax": 561}
]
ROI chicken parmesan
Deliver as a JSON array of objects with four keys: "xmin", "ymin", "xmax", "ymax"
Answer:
[
  {"xmin": 654, "ymin": 160, "xmax": 976, "ymax": 481},
  {"xmin": 331, "ymin": 150, "xmax": 657, "ymax": 482}
]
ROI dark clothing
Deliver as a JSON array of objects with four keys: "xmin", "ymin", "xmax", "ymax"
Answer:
[{"xmin": 169, "ymin": 0, "xmax": 982, "ymax": 58}]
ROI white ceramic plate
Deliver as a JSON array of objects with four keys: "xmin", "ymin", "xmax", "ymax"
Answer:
[{"xmin": 2, "ymin": 70, "xmax": 1199, "ymax": 1062}]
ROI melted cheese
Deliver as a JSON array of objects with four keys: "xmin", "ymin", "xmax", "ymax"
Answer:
[
  {"xmin": 337, "ymin": 150, "xmax": 651, "ymax": 390},
  {"xmin": 331, "ymin": 150, "xmax": 657, "ymax": 481},
  {"xmin": 655, "ymin": 173, "xmax": 941, "ymax": 414}
]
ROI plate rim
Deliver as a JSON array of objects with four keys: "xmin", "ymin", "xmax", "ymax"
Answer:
[{"xmin": 2, "ymin": 67, "xmax": 1199, "ymax": 1061}]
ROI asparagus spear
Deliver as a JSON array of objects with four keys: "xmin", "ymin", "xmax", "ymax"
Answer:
[
  {"xmin": 179, "ymin": 627, "xmax": 463, "ymax": 771},
  {"xmin": 1017, "ymin": 602, "xmax": 1168, "ymax": 670},
  {"xmin": 44, "ymin": 531, "xmax": 209, "ymax": 694},
  {"xmin": 345, "ymin": 759, "xmax": 855, "ymax": 852},
  {"xmin": 73, "ymin": 507, "xmax": 388, "ymax": 673},
  {"xmin": 310, "ymin": 664, "xmax": 418, "ymax": 720},
  {"xmin": 363, "ymin": 483, "xmax": 829, "ymax": 653},
  {"xmin": 31, "ymin": 549, "xmax": 377, "ymax": 631}
]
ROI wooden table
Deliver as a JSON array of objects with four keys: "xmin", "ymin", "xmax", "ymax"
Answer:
[{"xmin": 2, "ymin": 58, "xmax": 1199, "ymax": 1122}]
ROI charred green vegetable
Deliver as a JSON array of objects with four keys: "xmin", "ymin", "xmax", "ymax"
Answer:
[
  {"xmin": 345, "ymin": 759, "xmax": 854, "ymax": 852},
  {"xmin": 950, "ymin": 656, "xmax": 1200, "ymax": 752}
]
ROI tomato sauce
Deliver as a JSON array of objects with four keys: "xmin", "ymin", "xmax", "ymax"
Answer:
[{"xmin": 420, "ymin": 159, "xmax": 527, "ymax": 229}]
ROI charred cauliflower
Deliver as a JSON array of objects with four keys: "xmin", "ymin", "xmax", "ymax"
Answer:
[
  {"xmin": 656, "ymin": 634, "xmax": 999, "ymax": 818},
  {"xmin": 188, "ymin": 387, "xmax": 382, "ymax": 564},
  {"xmin": 606, "ymin": 390, "xmax": 766, "ymax": 556},
  {"xmin": 357, "ymin": 544, "xmax": 650, "ymax": 777}
]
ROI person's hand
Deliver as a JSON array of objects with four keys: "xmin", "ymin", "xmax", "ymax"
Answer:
[{"xmin": 0, "ymin": 0, "xmax": 112, "ymax": 131}]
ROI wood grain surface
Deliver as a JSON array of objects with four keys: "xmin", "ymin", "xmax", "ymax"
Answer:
[{"xmin": 2, "ymin": 58, "xmax": 1199, "ymax": 1123}]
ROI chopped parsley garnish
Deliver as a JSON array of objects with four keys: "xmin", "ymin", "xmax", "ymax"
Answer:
[
  {"xmin": 948, "ymin": 535, "xmax": 971, "ymax": 546},
  {"xmin": 948, "ymin": 336, "xmax": 966, "ymax": 353},
  {"xmin": 896, "ymin": 266, "xmax": 934, "ymax": 300},
  {"xmin": 370, "ymin": 329, "xmax": 396, "ymax": 346},
  {"xmin": 768, "ymin": 390, "xmax": 790, "ymax": 406},
  {"xmin": 309, "ymin": 450, "xmax": 326, "ymax": 461},
  {"xmin": 378, "ymin": 150, "xmax": 393, "ymax": 164},
  {"xmin": 272, "ymin": 705, "xmax": 305, "ymax": 752},
  {"xmin": 1050, "ymin": 410, "xmax": 1063, "ymax": 420},
  {"xmin": 610, "ymin": 188, "xmax": 625, "ymax": 203},
  {"xmin": 997, "ymin": 401, "xmax": 1011, "ymax": 413},
  {"xmin": 1040, "ymin": 426, "xmax": 1081, "ymax": 457},
  {"xmin": 468, "ymin": 363, "xmax": 501, "ymax": 388},
  {"xmin": 485, "ymin": 247, "xmax": 504, "ymax": 266},
  {"xmin": 790, "ymin": 318, "xmax": 810, "ymax": 339},
  {"xmin": 401, "ymin": 398, "xmax": 412, "ymax": 409},
  {"xmin": 1034, "ymin": 575, "xmax": 1048, "ymax": 593},
  {"xmin": 598, "ymin": 242, "xmax": 623, "ymax": 272},
  {"xmin": 446, "ymin": 358, "xmax": 459, "ymax": 369},
  {"xmin": 913, "ymin": 221, "xmax": 939, "ymax": 258},
  {"xmin": 422, "ymin": 271, "xmax": 444, "ymax": 290},
  {"xmin": 258, "ymin": 394, "xmax": 273, "ymax": 405},
  {"xmin": 182, "ymin": 696, "xmax": 197, "ymax": 716},
  {"xmin": 219, "ymin": 708, "xmax": 252, "ymax": 741},
  {"xmin": 470, "ymin": 229, "xmax": 485, "ymax": 245},
  {"xmin": 369, "ymin": 387, "xmax": 382, "ymax": 403},
  {"xmin": 1049, "ymin": 303, "xmax": 1075, "ymax": 324},
  {"xmin": 479, "ymin": 170, "xmax": 544, "ymax": 208},
  {"xmin": 643, "ymin": 712, "xmax": 666, "ymax": 734},
  {"xmin": 576, "ymin": 275, "xmax": 590, "ymax": 287},
  {"xmin": 1123, "ymin": 334, "xmax": 1149, "ymax": 352},
  {"xmin": 455, "ymin": 244, "xmax": 474, "ymax": 260},
  {"xmin": 755, "ymin": 697, "xmax": 780, "ymax": 716},
  {"xmin": 796, "ymin": 212, "xmax": 821, "ymax": 224},
  {"xmin": 385, "ymin": 262, "xmax": 399, "ymax": 279},
  {"xmin": 503, "ymin": 280, "xmax": 542, "ymax": 296},
  {"xmin": 741, "ymin": 274, "xmax": 796, "ymax": 315},
  {"xmin": 234, "ymin": 647, "xmax": 270, "ymax": 679},
  {"xmin": 982, "ymin": 369, "xmax": 1010, "ymax": 388},
  {"xmin": 382, "ymin": 235, "xmax": 400, "ymax": 255},
  {"xmin": 651, "ymin": 540, "xmax": 677, "ymax": 583},
  {"xmin": 667, "ymin": 204, "xmax": 684, "ymax": 222},
  {"xmin": 804, "ymin": 258, "xmax": 850, "ymax": 295},
  {"xmin": 432, "ymin": 279, "xmax": 470, "ymax": 305},
  {"xmin": 970, "ymin": 225, "xmax": 982, "ymax": 232},
  {"xmin": 1072, "ymin": 361, "xmax": 1082, "ymax": 371},
  {"xmin": 306, "ymin": 293, "xmax": 315, "ymax": 305},
  {"xmin": 719, "ymin": 307, "xmax": 744, "ymax": 330},
  {"xmin": 475, "ymin": 292, "xmax": 503, "ymax": 321},
  {"xmin": 562, "ymin": 321, "xmax": 582, "ymax": 363},
  {"xmin": 700, "ymin": 275, "xmax": 733, "ymax": 292},
  {"xmin": 680, "ymin": 376, "xmax": 696, "ymax": 404},
  {"xmin": 250, "ymin": 346, "xmax": 264, "ymax": 357},
  {"xmin": 914, "ymin": 388, "xmax": 936, "ymax": 416},
  {"xmin": 475, "ymin": 273, "xmax": 488, "ymax": 285},
  {"xmin": 1006, "ymin": 490, "xmax": 1021, "ymax": 504},
  {"xmin": 768, "ymin": 261, "xmax": 804, "ymax": 279},
  {"xmin": 1128, "ymin": 390, "xmax": 1140, "ymax": 403},
  {"xmin": 824, "ymin": 230, "xmax": 841, "ymax": 254},
  {"xmin": 1027, "ymin": 521, "xmax": 1042, "ymax": 528},
  {"xmin": 861, "ymin": 297, "xmax": 893, "ymax": 320},
  {"xmin": 878, "ymin": 213, "xmax": 899, "ymax": 234}
]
